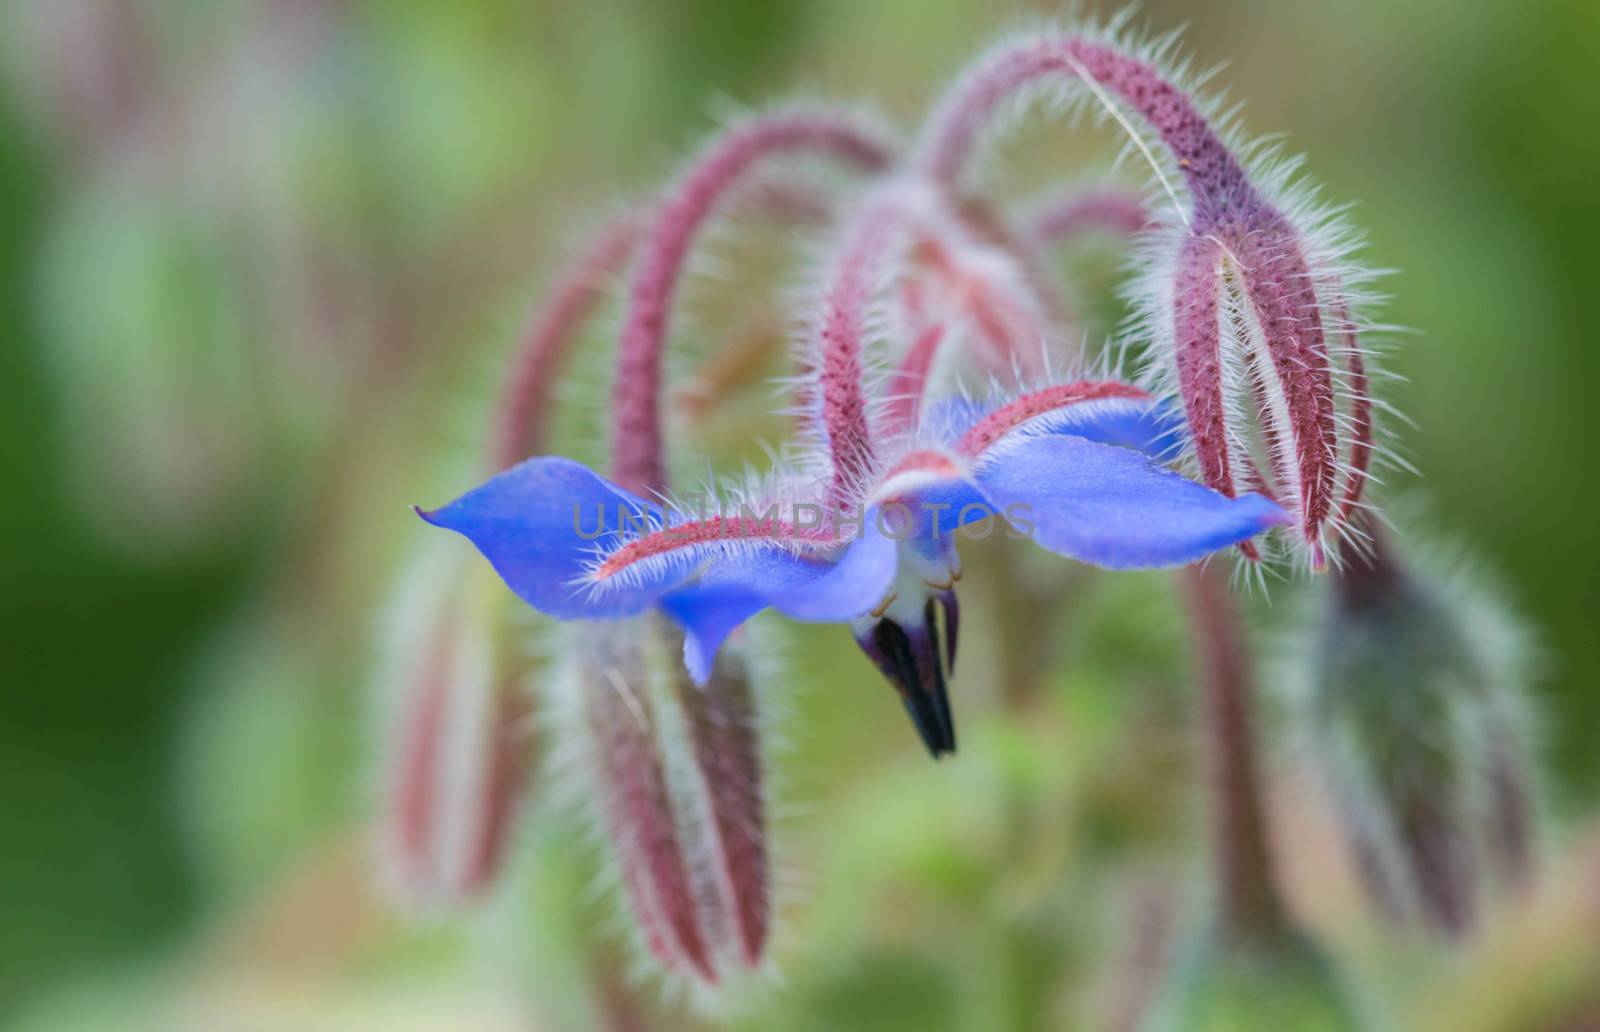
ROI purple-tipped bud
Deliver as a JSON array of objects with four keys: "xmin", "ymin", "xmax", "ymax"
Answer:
[
  {"xmin": 568, "ymin": 616, "xmax": 772, "ymax": 987},
  {"xmin": 376, "ymin": 556, "xmax": 534, "ymax": 906},
  {"xmin": 1289, "ymin": 519, "xmax": 1540, "ymax": 937}
]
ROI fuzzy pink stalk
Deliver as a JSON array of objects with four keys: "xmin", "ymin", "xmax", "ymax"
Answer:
[
  {"xmin": 1170, "ymin": 235, "xmax": 1236, "ymax": 496},
  {"xmin": 956, "ymin": 379, "xmax": 1149, "ymax": 458},
  {"xmin": 592, "ymin": 514, "xmax": 837, "ymax": 582},
  {"xmin": 1180, "ymin": 564, "xmax": 1288, "ymax": 942},
  {"xmin": 920, "ymin": 35, "xmax": 1346, "ymax": 563},
  {"xmin": 609, "ymin": 110, "xmax": 895, "ymax": 495},
  {"xmin": 818, "ymin": 193, "xmax": 915, "ymax": 502},
  {"xmin": 492, "ymin": 214, "xmax": 642, "ymax": 469},
  {"xmin": 1030, "ymin": 187, "xmax": 1151, "ymax": 243}
]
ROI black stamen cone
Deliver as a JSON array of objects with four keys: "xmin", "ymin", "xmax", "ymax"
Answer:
[
  {"xmin": 861, "ymin": 606, "xmax": 957, "ymax": 758},
  {"xmin": 921, "ymin": 599, "xmax": 956, "ymax": 753}
]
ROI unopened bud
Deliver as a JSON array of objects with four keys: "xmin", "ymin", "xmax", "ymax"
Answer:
[
  {"xmin": 374, "ymin": 550, "xmax": 534, "ymax": 906},
  {"xmin": 563, "ymin": 615, "xmax": 773, "ymax": 990},
  {"xmin": 1287, "ymin": 519, "xmax": 1540, "ymax": 937}
]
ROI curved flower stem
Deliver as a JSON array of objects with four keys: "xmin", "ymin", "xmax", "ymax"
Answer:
[
  {"xmin": 918, "ymin": 35, "xmax": 1249, "ymax": 209},
  {"xmin": 491, "ymin": 213, "xmax": 642, "ymax": 469},
  {"xmin": 610, "ymin": 110, "xmax": 896, "ymax": 495},
  {"xmin": 1180, "ymin": 563, "xmax": 1289, "ymax": 943},
  {"xmin": 816, "ymin": 189, "xmax": 917, "ymax": 503}
]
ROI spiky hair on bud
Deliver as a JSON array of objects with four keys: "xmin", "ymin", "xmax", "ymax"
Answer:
[
  {"xmin": 535, "ymin": 613, "xmax": 790, "ymax": 1009},
  {"xmin": 1276, "ymin": 514, "xmax": 1543, "ymax": 937},
  {"xmin": 912, "ymin": 13, "xmax": 1398, "ymax": 571}
]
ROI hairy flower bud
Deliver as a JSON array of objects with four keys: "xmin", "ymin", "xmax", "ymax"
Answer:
[
  {"xmin": 1285, "ymin": 520, "xmax": 1540, "ymax": 936},
  {"xmin": 374, "ymin": 551, "xmax": 535, "ymax": 906},
  {"xmin": 556, "ymin": 615, "xmax": 773, "ymax": 989},
  {"xmin": 917, "ymin": 25, "xmax": 1387, "ymax": 566}
]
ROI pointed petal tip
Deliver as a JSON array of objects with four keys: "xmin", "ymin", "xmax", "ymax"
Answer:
[{"xmin": 1257, "ymin": 495, "xmax": 1294, "ymax": 527}]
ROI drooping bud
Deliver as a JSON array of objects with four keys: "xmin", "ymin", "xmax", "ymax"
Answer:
[
  {"xmin": 560, "ymin": 614, "xmax": 773, "ymax": 988},
  {"xmin": 916, "ymin": 28, "xmax": 1384, "ymax": 566},
  {"xmin": 375, "ymin": 551, "xmax": 535, "ymax": 906},
  {"xmin": 1286, "ymin": 517, "xmax": 1540, "ymax": 937}
]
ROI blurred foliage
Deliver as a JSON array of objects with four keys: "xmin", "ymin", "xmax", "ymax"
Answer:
[{"xmin": 1, "ymin": 0, "xmax": 1597, "ymax": 1028}]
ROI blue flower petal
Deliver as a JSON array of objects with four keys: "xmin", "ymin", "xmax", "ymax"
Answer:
[
  {"xmin": 895, "ymin": 480, "xmax": 992, "ymax": 551},
  {"xmin": 1045, "ymin": 397, "xmax": 1188, "ymax": 460},
  {"xmin": 417, "ymin": 457, "xmax": 673, "ymax": 619},
  {"xmin": 972, "ymin": 434, "xmax": 1287, "ymax": 569},
  {"xmin": 658, "ymin": 586, "xmax": 769, "ymax": 684},
  {"xmin": 659, "ymin": 516, "xmax": 899, "ymax": 683},
  {"xmin": 927, "ymin": 392, "xmax": 1185, "ymax": 460}
]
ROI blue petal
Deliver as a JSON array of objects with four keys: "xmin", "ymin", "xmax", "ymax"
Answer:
[
  {"xmin": 896, "ymin": 480, "xmax": 992, "ymax": 552},
  {"xmin": 417, "ymin": 457, "xmax": 673, "ymax": 619},
  {"xmin": 972, "ymin": 434, "xmax": 1287, "ymax": 569},
  {"xmin": 658, "ymin": 586, "xmax": 768, "ymax": 684},
  {"xmin": 1046, "ymin": 397, "xmax": 1188, "ymax": 460},
  {"xmin": 926, "ymin": 392, "xmax": 1185, "ymax": 460},
  {"xmin": 659, "ymin": 516, "xmax": 899, "ymax": 684}
]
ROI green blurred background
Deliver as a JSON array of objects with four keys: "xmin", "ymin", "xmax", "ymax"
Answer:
[{"xmin": 1, "ymin": 0, "xmax": 1596, "ymax": 1028}]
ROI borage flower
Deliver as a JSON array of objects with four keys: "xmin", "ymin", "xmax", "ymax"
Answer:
[
  {"xmin": 493, "ymin": 105, "xmax": 895, "ymax": 989},
  {"xmin": 398, "ymin": 100, "xmax": 896, "ymax": 988},
  {"xmin": 420, "ymin": 377, "xmax": 1283, "ymax": 758}
]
